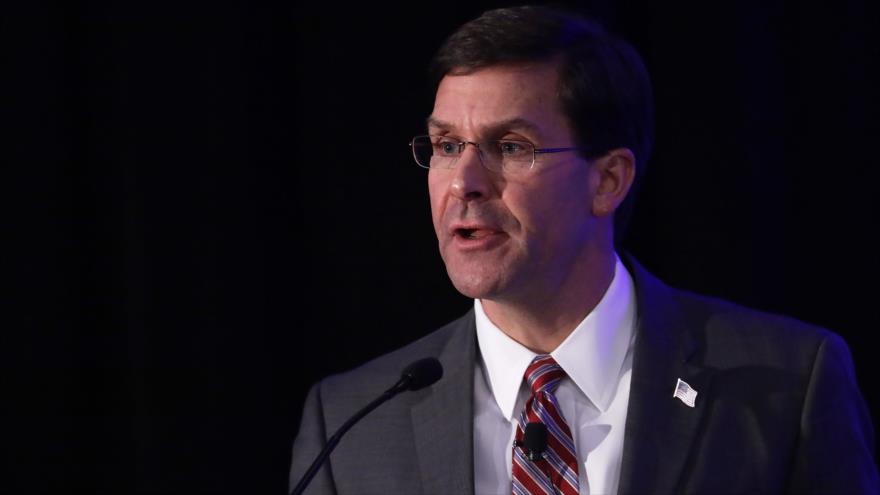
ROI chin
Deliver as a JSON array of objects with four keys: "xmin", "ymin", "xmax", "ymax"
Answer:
[{"xmin": 446, "ymin": 268, "xmax": 504, "ymax": 300}]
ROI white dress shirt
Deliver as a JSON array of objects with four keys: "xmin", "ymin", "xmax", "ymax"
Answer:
[{"xmin": 473, "ymin": 255, "xmax": 637, "ymax": 495}]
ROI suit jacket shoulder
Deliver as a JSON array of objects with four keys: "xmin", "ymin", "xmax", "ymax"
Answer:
[
  {"xmin": 289, "ymin": 311, "xmax": 478, "ymax": 495},
  {"xmin": 661, "ymin": 284, "xmax": 854, "ymax": 384},
  {"xmin": 319, "ymin": 313, "xmax": 471, "ymax": 400},
  {"xmin": 619, "ymin": 255, "xmax": 878, "ymax": 494}
]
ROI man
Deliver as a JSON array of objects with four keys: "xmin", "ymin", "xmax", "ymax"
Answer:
[{"xmin": 289, "ymin": 6, "xmax": 877, "ymax": 494}]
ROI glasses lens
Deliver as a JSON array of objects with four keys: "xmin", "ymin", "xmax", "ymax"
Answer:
[
  {"xmin": 497, "ymin": 140, "xmax": 534, "ymax": 162},
  {"xmin": 489, "ymin": 140, "xmax": 534, "ymax": 173},
  {"xmin": 411, "ymin": 136, "xmax": 434, "ymax": 169},
  {"xmin": 412, "ymin": 135, "xmax": 461, "ymax": 169}
]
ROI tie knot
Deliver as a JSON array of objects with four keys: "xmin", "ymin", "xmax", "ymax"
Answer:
[{"xmin": 524, "ymin": 355, "xmax": 566, "ymax": 395}]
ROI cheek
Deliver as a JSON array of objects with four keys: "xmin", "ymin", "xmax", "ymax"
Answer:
[
  {"xmin": 427, "ymin": 173, "xmax": 446, "ymax": 231},
  {"xmin": 508, "ymin": 173, "xmax": 592, "ymax": 236}
]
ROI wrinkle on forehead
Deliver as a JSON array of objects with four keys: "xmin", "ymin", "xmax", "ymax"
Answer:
[
  {"xmin": 428, "ymin": 63, "xmax": 568, "ymax": 144},
  {"xmin": 426, "ymin": 116, "xmax": 541, "ymax": 137}
]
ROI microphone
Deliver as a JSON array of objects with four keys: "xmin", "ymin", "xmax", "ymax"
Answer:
[
  {"xmin": 516, "ymin": 422, "xmax": 548, "ymax": 461},
  {"xmin": 290, "ymin": 357, "xmax": 443, "ymax": 495},
  {"xmin": 395, "ymin": 357, "xmax": 443, "ymax": 392}
]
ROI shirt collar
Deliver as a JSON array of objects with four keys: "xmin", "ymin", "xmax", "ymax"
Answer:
[{"xmin": 475, "ymin": 254, "xmax": 637, "ymax": 420}]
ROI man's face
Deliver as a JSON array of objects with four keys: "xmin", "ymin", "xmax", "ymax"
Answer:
[{"xmin": 428, "ymin": 62, "xmax": 605, "ymax": 304}]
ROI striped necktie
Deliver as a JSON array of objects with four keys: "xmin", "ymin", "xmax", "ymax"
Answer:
[{"xmin": 511, "ymin": 355, "xmax": 580, "ymax": 495}]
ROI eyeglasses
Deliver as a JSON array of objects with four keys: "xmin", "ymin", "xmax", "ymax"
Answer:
[{"xmin": 409, "ymin": 135, "xmax": 591, "ymax": 175}]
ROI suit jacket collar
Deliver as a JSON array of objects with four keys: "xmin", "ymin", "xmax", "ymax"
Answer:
[{"xmin": 617, "ymin": 254, "xmax": 716, "ymax": 495}]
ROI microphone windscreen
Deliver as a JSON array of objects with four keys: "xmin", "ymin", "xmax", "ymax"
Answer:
[
  {"xmin": 523, "ymin": 422, "xmax": 548, "ymax": 455},
  {"xmin": 401, "ymin": 357, "xmax": 443, "ymax": 391}
]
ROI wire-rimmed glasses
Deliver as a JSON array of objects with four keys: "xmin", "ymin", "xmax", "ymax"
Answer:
[{"xmin": 409, "ymin": 134, "xmax": 591, "ymax": 174}]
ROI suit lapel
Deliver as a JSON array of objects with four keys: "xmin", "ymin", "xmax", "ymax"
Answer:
[
  {"xmin": 411, "ymin": 312, "xmax": 477, "ymax": 495},
  {"xmin": 617, "ymin": 257, "xmax": 716, "ymax": 495}
]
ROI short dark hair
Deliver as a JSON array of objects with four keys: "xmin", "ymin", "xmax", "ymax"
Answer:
[{"xmin": 428, "ymin": 5, "xmax": 654, "ymax": 239}]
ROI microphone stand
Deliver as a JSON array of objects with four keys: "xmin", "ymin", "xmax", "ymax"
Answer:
[
  {"xmin": 290, "ymin": 381, "xmax": 405, "ymax": 495},
  {"xmin": 290, "ymin": 358, "xmax": 442, "ymax": 495}
]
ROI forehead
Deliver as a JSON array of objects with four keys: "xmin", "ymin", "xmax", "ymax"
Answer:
[{"xmin": 429, "ymin": 62, "xmax": 570, "ymax": 140}]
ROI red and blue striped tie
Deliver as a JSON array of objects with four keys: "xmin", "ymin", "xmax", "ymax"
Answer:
[{"xmin": 511, "ymin": 355, "xmax": 580, "ymax": 495}]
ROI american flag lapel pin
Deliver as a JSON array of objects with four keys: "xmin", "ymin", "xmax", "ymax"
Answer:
[{"xmin": 673, "ymin": 378, "xmax": 698, "ymax": 407}]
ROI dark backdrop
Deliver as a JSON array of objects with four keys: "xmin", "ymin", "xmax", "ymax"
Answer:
[{"xmin": 3, "ymin": 0, "xmax": 877, "ymax": 493}]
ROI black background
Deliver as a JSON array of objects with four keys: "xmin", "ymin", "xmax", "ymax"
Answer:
[{"xmin": 3, "ymin": 0, "xmax": 877, "ymax": 493}]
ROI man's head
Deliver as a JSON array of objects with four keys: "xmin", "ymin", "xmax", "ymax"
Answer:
[
  {"xmin": 423, "ymin": 6, "xmax": 653, "ymax": 308},
  {"xmin": 429, "ymin": 6, "xmax": 654, "ymax": 239}
]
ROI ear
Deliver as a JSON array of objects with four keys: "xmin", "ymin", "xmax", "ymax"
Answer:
[{"xmin": 591, "ymin": 148, "xmax": 636, "ymax": 217}]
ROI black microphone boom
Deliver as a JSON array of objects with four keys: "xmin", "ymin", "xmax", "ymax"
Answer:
[{"xmin": 290, "ymin": 357, "xmax": 443, "ymax": 495}]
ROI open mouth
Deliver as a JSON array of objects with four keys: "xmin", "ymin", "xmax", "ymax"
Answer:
[
  {"xmin": 455, "ymin": 228, "xmax": 495, "ymax": 240},
  {"xmin": 457, "ymin": 228, "xmax": 476, "ymax": 239}
]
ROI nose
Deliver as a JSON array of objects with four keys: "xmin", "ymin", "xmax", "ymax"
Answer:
[{"xmin": 449, "ymin": 143, "xmax": 495, "ymax": 201}]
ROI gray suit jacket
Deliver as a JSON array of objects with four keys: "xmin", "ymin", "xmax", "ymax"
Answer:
[{"xmin": 289, "ymin": 257, "xmax": 878, "ymax": 494}]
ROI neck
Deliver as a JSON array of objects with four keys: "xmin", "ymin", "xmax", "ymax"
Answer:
[{"xmin": 481, "ymin": 250, "xmax": 617, "ymax": 354}]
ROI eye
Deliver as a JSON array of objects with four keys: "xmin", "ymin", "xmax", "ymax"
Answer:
[
  {"xmin": 498, "ymin": 140, "xmax": 531, "ymax": 158},
  {"xmin": 433, "ymin": 138, "xmax": 460, "ymax": 156}
]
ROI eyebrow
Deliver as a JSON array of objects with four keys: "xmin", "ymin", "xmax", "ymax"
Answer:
[{"xmin": 425, "ymin": 116, "xmax": 541, "ymax": 136}]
